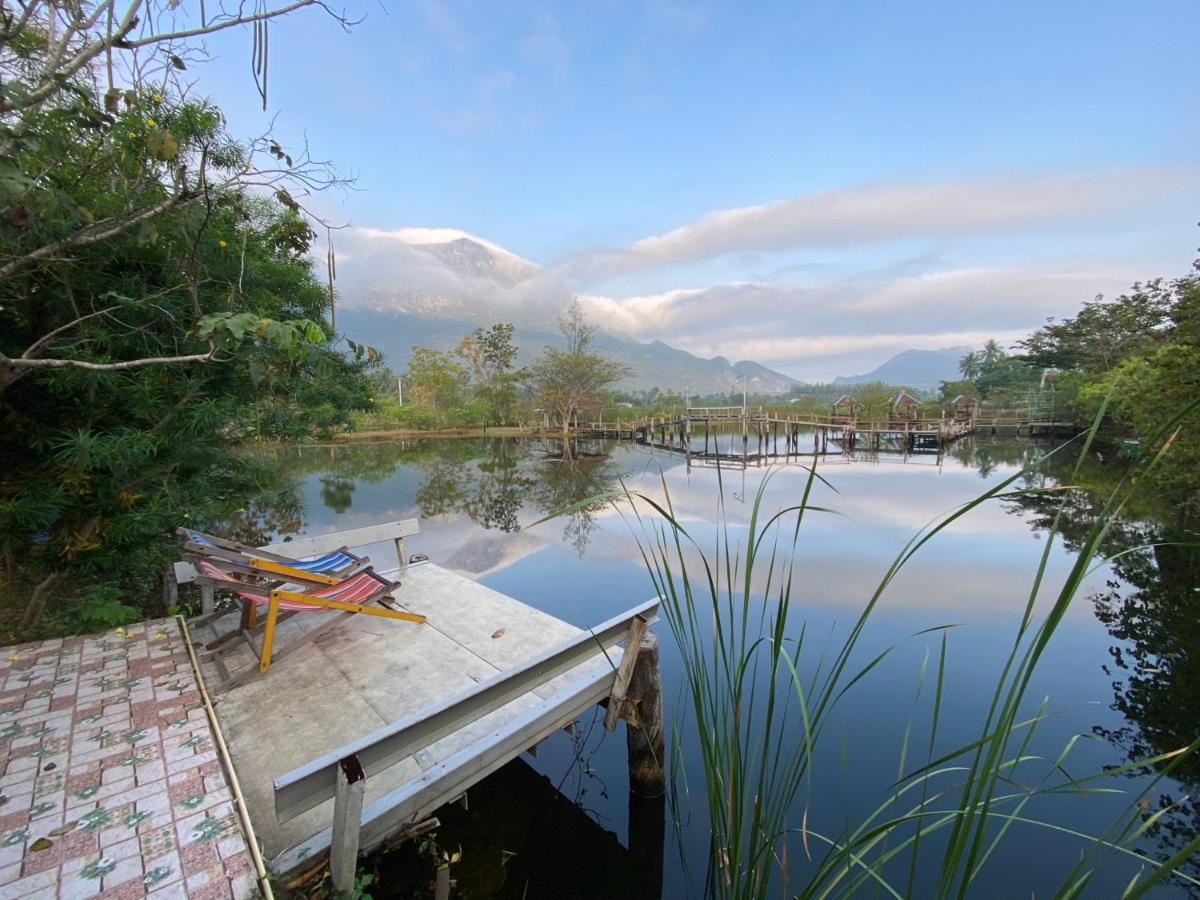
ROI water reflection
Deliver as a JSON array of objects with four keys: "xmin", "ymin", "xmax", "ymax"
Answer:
[
  {"xmin": 266, "ymin": 437, "xmax": 624, "ymax": 557},
  {"xmin": 239, "ymin": 436, "xmax": 1199, "ymax": 896},
  {"xmin": 995, "ymin": 445, "xmax": 1200, "ymax": 893}
]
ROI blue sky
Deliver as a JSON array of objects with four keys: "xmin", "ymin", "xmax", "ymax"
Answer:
[{"xmin": 200, "ymin": 1, "xmax": 1200, "ymax": 379}]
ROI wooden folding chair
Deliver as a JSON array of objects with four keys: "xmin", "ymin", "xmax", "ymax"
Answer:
[
  {"xmin": 190, "ymin": 557, "xmax": 425, "ymax": 691},
  {"xmin": 177, "ymin": 527, "xmax": 370, "ymax": 586}
]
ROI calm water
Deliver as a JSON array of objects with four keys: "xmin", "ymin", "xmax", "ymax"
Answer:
[{"xmin": 240, "ymin": 436, "xmax": 1198, "ymax": 898}]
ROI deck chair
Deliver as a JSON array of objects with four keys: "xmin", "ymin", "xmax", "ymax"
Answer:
[
  {"xmin": 190, "ymin": 557, "xmax": 426, "ymax": 690},
  {"xmin": 177, "ymin": 527, "xmax": 369, "ymax": 586}
]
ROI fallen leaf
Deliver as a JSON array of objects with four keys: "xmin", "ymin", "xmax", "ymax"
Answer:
[
  {"xmin": 49, "ymin": 823, "xmax": 76, "ymax": 836},
  {"xmin": 42, "ymin": 762, "xmax": 56, "ymax": 772},
  {"xmin": 491, "ymin": 628, "xmax": 506, "ymax": 639},
  {"xmin": 29, "ymin": 838, "xmax": 53, "ymax": 852}
]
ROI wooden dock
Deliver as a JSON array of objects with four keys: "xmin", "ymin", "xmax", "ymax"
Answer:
[
  {"xmin": 176, "ymin": 521, "xmax": 662, "ymax": 889},
  {"xmin": 572, "ymin": 405, "xmax": 1081, "ymax": 466},
  {"xmin": 626, "ymin": 407, "xmax": 977, "ymax": 466}
]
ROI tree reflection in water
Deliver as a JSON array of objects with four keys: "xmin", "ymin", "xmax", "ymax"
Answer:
[
  {"xmin": 265, "ymin": 437, "xmax": 622, "ymax": 556},
  {"xmin": 980, "ymin": 439, "xmax": 1200, "ymax": 892}
]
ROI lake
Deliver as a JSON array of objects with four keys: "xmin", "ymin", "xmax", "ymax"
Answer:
[{"xmin": 238, "ymin": 436, "xmax": 1198, "ymax": 898}]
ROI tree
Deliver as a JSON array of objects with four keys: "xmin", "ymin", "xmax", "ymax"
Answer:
[
  {"xmin": 853, "ymin": 382, "xmax": 893, "ymax": 420},
  {"xmin": 981, "ymin": 339, "xmax": 1005, "ymax": 366},
  {"xmin": 455, "ymin": 323, "xmax": 522, "ymax": 425},
  {"xmin": 958, "ymin": 350, "xmax": 982, "ymax": 380},
  {"xmin": 1015, "ymin": 258, "xmax": 1200, "ymax": 510},
  {"xmin": 0, "ymin": 1, "xmax": 354, "ymax": 392},
  {"xmin": 0, "ymin": 2, "xmax": 369, "ymax": 636},
  {"xmin": 527, "ymin": 300, "xmax": 631, "ymax": 437},
  {"xmin": 406, "ymin": 348, "xmax": 470, "ymax": 411}
]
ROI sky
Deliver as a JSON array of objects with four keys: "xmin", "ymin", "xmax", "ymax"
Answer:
[{"xmin": 196, "ymin": 1, "xmax": 1200, "ymax": 380}]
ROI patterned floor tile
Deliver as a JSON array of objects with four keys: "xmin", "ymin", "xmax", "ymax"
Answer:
[{"xmin": 0, "ymin": 621, "xmax": 260, "ymax": 899}]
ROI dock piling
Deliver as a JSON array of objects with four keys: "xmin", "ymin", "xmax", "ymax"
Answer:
[{"xmin": 625, "ymin": 631, "xmax": 665, "ymax": 798}]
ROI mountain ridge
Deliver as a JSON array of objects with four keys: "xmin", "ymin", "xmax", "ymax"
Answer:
[
  {"xmin": 337, "ymin": 232, "xmax": 801, "ymax": 394},
  {"xmin": 833, "ymin": 347, "xmax": 970, "ymax": 391}
]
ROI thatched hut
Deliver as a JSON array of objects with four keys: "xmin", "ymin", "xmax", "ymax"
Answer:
[
  {"xmin": 831, "ymin": 394, "xmax": 862, "ymax": 422},
  {"xmin": 950, "ymin": 394, "xmax": 980, "ymax": 423},
  {"xmin": 889, "ymin": 390, "xmax": 922, "ymax": 424}
]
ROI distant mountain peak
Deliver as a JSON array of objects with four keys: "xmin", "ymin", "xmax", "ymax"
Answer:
[
  {"xmin": 411, "ymin": 236, "xmax": 538, "ymax": 288},
  {"xmin": 834, "ymin": 347, "xmax": 970, "ymax": 390}
]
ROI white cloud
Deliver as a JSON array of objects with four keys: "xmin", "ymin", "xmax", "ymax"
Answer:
[{"xmin": 559, "ymin": 167, "xmax": 1197, "ymax": 278}]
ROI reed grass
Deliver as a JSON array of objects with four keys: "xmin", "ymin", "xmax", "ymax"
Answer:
[{"xmin": 605, "ymin": 400, "xmax": 1200, "ymax": 898}]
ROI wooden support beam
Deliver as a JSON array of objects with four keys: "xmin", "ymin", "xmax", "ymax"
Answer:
[
  {"xmin": 625, "ymin": 631, "xmax": 665, "ymax": 797},
  {"xmin": 604, "ymin": 616, "xmax": 648, "ymax": 732},
  {"xmin": 330, "ymin": 755, "xmax": 366, "ymax": 893}
]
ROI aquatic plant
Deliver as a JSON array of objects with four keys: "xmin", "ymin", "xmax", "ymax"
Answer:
[{"xmin": 611, "ymin": 400, "xmax": 1200, "ymax": 898}]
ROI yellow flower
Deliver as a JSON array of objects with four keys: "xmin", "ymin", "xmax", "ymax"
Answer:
[
  {"xmin": 219, "ymin": 240, "xmax": 227, "ymax": 248},
  {"xmin": 154, "ymin": 94, "xmax": 163, "ymax": 104},
  {"xmin": 147, "ymin": 118, "xmax": 157, "ymax": 128},
  {"xmin": 115, "ymin": 627, "xmax": 126, "ymax": 635}
]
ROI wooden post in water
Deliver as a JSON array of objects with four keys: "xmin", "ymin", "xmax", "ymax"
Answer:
[{"xmin": 625, "ymin": 631, "xmax": 665, "ymax": 797}]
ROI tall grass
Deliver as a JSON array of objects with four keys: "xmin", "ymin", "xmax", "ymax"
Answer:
[{"xmin": 608, "ymin": 403, "xmax": 1200, "ymax": 898}]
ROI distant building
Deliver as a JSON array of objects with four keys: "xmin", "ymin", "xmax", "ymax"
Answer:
[
  {"xmin": 949, "ymin": 394, "xmax": 980, "ymax": 423},
  {"xmin": 831, "ymin": 394, "xmax": 862, "ymax": 420},
  {"xmin": 889, "ymin": 390, "xmax": 922, "ymax": 423}
]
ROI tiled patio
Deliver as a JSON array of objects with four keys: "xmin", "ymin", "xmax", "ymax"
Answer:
[{"xmin": 0, "ymin": 619, "xmax": 259, "ymax": 899}]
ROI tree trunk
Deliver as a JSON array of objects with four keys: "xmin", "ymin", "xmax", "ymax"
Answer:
[
  {"xmin": 20, "ymin": 570, "xmax": 65, "ymax": 632},
  {"xmin": 160, "ymin": 563, "xmax": 178, "ymax": 614}
]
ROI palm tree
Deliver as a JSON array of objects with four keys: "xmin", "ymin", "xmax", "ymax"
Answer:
[
  {"xmin": 958, "ymin": 350, "xmax": 982, "ymax": 380},
  {"xmin": 981, "ymin": 339, "xmax": 1005, "ymax": 366}
]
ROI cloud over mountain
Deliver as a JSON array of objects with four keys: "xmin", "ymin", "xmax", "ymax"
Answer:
[{"xmin": 558, "ymin": 167, "xmax": 1197, "ymax": 279}]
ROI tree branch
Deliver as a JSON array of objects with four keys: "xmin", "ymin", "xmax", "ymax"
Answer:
[
  {"xmin": 0, "ymin": 345, "xmax": 220, "ymax": 375},
  {"xmin": 0, "ymin": 187, "xmax": 187, "ymax": 281}
]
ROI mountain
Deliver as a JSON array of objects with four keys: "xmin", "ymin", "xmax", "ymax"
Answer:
[
  {"xmin": 336, "ymin": 229, "xmax": 799, "ymax": 394},
  {"xmin": 833, "ymin": 347, "xmax": 970, "ymax": 391},
  {"xmin": 338, "ymin": 308, "xmax": 800, "ymax": 395}
]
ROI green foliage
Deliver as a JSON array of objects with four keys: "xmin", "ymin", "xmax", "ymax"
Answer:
[
  {"xmin": 75, "ymin": 585, "xmax": 142, "ymax": 631},
  {"xmin": 1016, "ymin": 260, "xmax": 1200, "ymax": 508},
  {"xmin": 0, "ymin": 36, "xmax": 371, "ymax": 635},
  {"xmin": 406, "ymin": 347, "xmax": 471, "ymax": 412}
]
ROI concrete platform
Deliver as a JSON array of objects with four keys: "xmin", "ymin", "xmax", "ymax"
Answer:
[{"xmin": 190, "ymin": 560, "xmax": 623, "ymax": 875}]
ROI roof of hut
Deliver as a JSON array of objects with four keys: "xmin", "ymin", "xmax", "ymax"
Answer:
[
  {"xmin": 950, "ymin": 394, "xmax": 979, "ymax": 407},
  {"xmin": 890, "ymin": 390, "xmax": 922, "ymax": 409},
  {"xmin": 832, "ymin": 394, "xmax": 859, "ymax": 409}
]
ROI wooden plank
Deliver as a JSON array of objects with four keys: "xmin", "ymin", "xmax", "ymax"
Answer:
[
  {"xmin": 262, "ymin": 519, "xmax": 420, "ymax": 559},
  {"xmin": 273, "ymin": 597, "xmax": 660, "ymax": 823}
]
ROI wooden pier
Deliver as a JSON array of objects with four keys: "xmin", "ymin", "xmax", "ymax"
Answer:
[
  {"xmin": 571, "ymin": 404, "xmax": 1082, "ymax": 467},
  {"xmin": 623, "ymin": 406, "xmax": 977, "ymax": 466},
  {"xmin": 175, "ymin": 520, "xmax": 663, "ymax": 891}
]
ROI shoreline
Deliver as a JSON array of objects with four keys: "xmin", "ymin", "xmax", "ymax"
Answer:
[{"xmin": 331, "ymin": 425, "xmax": 537, "ymax": 442}]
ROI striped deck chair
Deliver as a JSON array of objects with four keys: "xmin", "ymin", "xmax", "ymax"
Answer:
[
  {"xmin": 192, "ymin": 557, "xmax": 425, "ymax": 689},
  {"xmin": 177, "ymin": 527, "xmax": 369, "ymax": 587}
]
